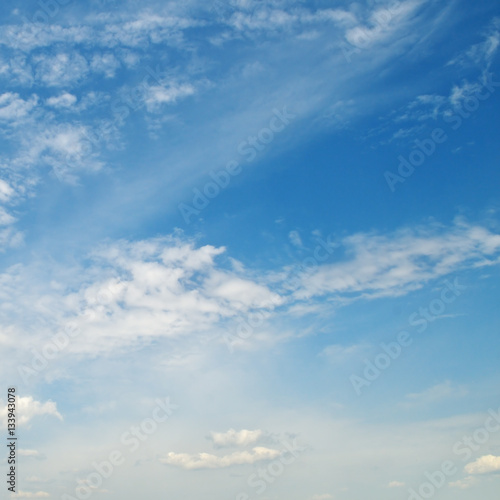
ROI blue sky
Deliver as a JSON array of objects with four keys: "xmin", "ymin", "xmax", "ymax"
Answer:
[{"xmin": 0, "ymin": 0, "xmax": 500, "ymax": 499}]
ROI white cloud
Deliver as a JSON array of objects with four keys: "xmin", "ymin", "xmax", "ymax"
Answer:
[
  {"xmin": 319, "ymin": 344, "xmax": 367, "ymax": 364},
  {"xmin": 19, "ymin": 449, "xmax": 41, "ymax": 457},
  {"xmin": 0, "ymin": 179, "xmax": 14, "ymax": 202},
  {"xmin": 0, "ymin": 11, "xmax": 201, "ymax": 52},
  {"xmin": 388, "ymin": 481, "xmax": 405, "ymax": 488},
  {"xmin": 309, "ymin": 495, "xmax": 334, "ymax": 500},
  {"xmin": 0, "ymin": 396, "xmax": 62, "ymax": 428},
  {"xmin": 0, "ymin": 226, "xmax": 24, "ymax": 250},
  {"xmin": 0, "ymin": 55, "xmax": 34, "ymax": 86},
  {"xmin": 449, "ymin": 476, "xmax": 477, "ymax": 489},
  {"xmin": 26, "ymin": 236, "xmax": 282, "ymax": 354},
  {"xmin": 465, "ymin": 455, "xmax": 500, "ymax": 475},
  {"xmin": 144, "ymin": 83, "xmax": 196, "ymax": 112},
  {"xmin": 46, "ymin": 93, "xmax": 77, "ymax": 109},
  {"xmin": 90, "ymin": 52, "xmax": 121, "ymax": 78},
  {"xmin": 210, "ymin": 428, "xmax": 263, "ymax": 448},
  {"xmin": 0, "ymin": 92, "xmax": 38, "ymax": 122},
  {"xmin": 0, "ymin": 23, "xmax": 92, "ymax": 52},
  {"xmin": 160, "ymin": 446, "xmax": 280, "ymax": 469},
  {"xmin": 206, "ymin": 271, "xmax": 282, "ymax": 309},
  {"xmin": 225, "ymin": 5, "xmax": 356, "ymax": 35},
  {"xmin": 294, "ymin": 221, "xmax": 500, "ymax": 300},
  {"xmin": 21, "ymin": 123, "xmax": 104, "ymax": 182},
  {"xmin": 0, "ymin": 207, "xmax": 16, "ymax": 226}
]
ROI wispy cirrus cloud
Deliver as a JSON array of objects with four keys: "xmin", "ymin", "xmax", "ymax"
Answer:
[
  {"xmin": 293, "ymin": 220, "xmax": 500, "ymax": 301},
  {"xmin": 448, "ymin": 17, "xmax": 500, "ymax": 67},
  {"xmin": 10, "ymin": 492, "xmax": 50, "ymax": 499}
]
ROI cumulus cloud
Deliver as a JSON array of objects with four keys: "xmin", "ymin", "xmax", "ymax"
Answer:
[
  {"xmin": 90, "ymin": 52, "xmax": 121, "ymax": 78},
  {"xmin": 0, "ymin": 92, "xmax": 38, "ymax": 122},
  {"xmin": 19, "ymin": 449, "xmax": 41, "ymax": 457},
  {"xmin": 449, "ymin": 81, "xmax": 484, "ymax": 109},
  {"xmin": 21, "ymin": 236, "xmax": 282, "ymax": 354},
  {"xmin": 0, "ymin": 396, "xmax": 62, "ymax": 428},
  {"xmin": 448, "ymin": 18, "xmax": 500, "ymax": 66},
  {"xmin": 34, "ymin": 52, "xmax": 89, "ymax": 87},
  {"xmin": 0, "ymin": 179, "xmax": 14, "ymax": 202},
  {"xmin": 210, "ymin": 428, "xmax": 263, "ymax": 448},
  {"xmin": 465, "ymin": 455, "xmax": 500, "ymax": 475},
  {"xmin": 144, "ymin": 83, "xmax": 196, "ymax": 112},
  {"xmin": 160, "ymin": 446, "xmax": 281, "ymax": 469},
  {"xmin": 1, "ymin": 219, "xmax": 500, "ymax": 356},
  {"xmin": 0, "ymin": 227, "xmax": 24, "ymax": 251},
  {"xmin": 288, "ymin": 230, "xmax": 303, "ymax": 248},
  {"xmin": 46, "ymin": 93, "xmax": 77, "ymax": 109},
  {"xmin": 18, "ymin": 123, "xmax": 105, "ymax": 182},
  {"xmin": 0, "ymin": 207, "xmax": 16, "ymax": 226},
  {"xmin": 224, "ymin": 4, "xmax": 357, "ymax": 35}
]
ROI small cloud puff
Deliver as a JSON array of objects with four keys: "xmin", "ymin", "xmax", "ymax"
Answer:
[{"xmin": 465, "ymin": 455, "xmax": 500, "ymax": 475}]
